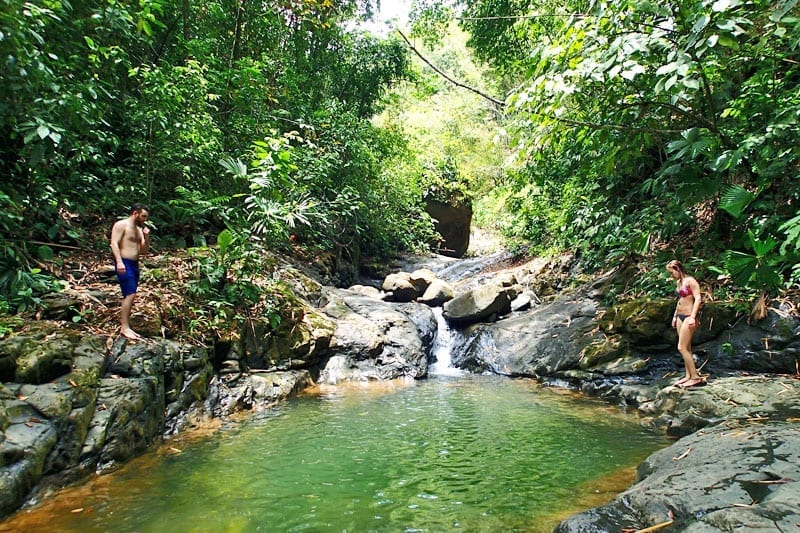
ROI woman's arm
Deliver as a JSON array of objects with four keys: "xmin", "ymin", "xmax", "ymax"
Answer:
[{"xmin": 689, "ymin": 278, "xmax": 702, "ymax": 318}]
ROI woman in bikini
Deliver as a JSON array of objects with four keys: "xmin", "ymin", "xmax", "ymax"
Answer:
[{"xmin": 667, "ymin": 260, "xmax": 705, "ymax": 388}]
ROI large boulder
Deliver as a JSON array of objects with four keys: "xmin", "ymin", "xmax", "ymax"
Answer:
[
  {"xmin": 210, "ymin": 370, "xmax": 314, "ymax": 417},
  {"xmin": 83, "ymin": 375, "xmax": 164, "ymax": 474},
  {"xmin": 451, "ymin": 290, "xmax": 600, "ymax": 374},
  {"xmin": 408, "ymin": 269, "xmax": 436, "ymax": 293},
  {"xmin": 442, "ymin": 285, "xmax": 514, "ymax": 327},
  {"xmin": 600, "ymin": 299, "xmax": 741, "ymax": 350},
  {"xmin": 241, "ymin": 298, "xmax": 335, "ymax": 372},
  {"xmin": 0, "ymin": 394, "xmax": 58, "ymax": 517},
  {"xmin": 318, "ymin": 290, "xmax": 436, "ymax": 383},
  {"xmin": 424, "ymin": 198, "xmax": 472, "ymax": 258},
  {"xmin": 717, "ymin": 307, "xmax": 800, "ymax": 373},
  {"xmin": 418, "ymin": 279, "xmax": 454, "ymax": 307},
  {"xmin": 557, "ymin": 421, "xmax": 800, "ymax": 532},
  {"xmin": 381, "ymin": 272, "xmax": 420, "ymax": 302}
]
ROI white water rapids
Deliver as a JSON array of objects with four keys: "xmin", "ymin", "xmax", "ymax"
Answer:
[{"xmin": 429, "ymin": 307, "xmax": 466, "ymax": 376}]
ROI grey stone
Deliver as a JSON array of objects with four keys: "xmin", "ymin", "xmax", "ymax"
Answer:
[
  {"xmin": 319, "ymin": 290, "xmax": 435, "ymax": 383},
  {"xmin": 442, "ymin": 284, "xmax": 513, "ymax": 327},
  {"xmin": 0, "ymin": 406, "xmax": 57, "ymax": 517},
  {"xmin": 346, "ymin": 284, "xmax": 383, "ymax": 299},
  {"xmin": 381, "ymin": 272, "xmax": 419, "ymax": 302},
  {"xmin": 418, "ymin": 279, "xmax": 454, "ymax": 307},
  {"xmin": 556, "ymin": 422, "xmax": 800, "ymax": 532},
  {"xmin": 409, "ymin": 268, "xmax": 436, "ymax": 293}
]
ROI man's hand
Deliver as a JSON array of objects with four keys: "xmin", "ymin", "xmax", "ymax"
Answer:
[{"xmin": 116, "ymin": 261, "xmax": 126, "ymax": 274}]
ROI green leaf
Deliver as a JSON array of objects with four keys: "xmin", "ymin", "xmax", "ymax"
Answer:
[
  {"xmin": 217, "ymin": 229, "xmax": 235, "ymax": 256},
  {"xmin": 748, "ymin": 231, "xmax": 778, "ymax": 257},
  {"xmin": 724, "ymin": 251, "xmax": 757, "ymax": 284},
  {"xmin": 779, "ymin": 213, "xmax": 800, "ymax": 254},
  {"xmin": 219, "ymin": 157, "xmax": 247, "ymax": 178},
  {"xmin": 692, "ymin": 14, "xmax": 710, "ymax": 32},
  {"xmin": 37, "ymin": 246, "xmax": 54, "ymax": 260},
  {"xmin": 682, "ymin": 78, "xmax": 700, "ymax": 90},
  {"xmin": 717, "ymin": 34, "xmax": 739, "ymax": 49},
  {"xmin": 770, "ymin": 0, "xmax": 798, "ymax": 22},
  {"xmin": 719, "ymin": 184, "xmax": 756, "ymax": 218}
]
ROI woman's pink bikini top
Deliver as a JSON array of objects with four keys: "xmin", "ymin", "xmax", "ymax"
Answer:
[{"xmin": 675, "ymin": 283, "xmax": 691, "ymax": 298}]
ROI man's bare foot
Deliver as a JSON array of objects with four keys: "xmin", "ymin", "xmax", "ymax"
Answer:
[
  {"xmin": 121, "ymin": 327, "xmax": 141, "ymax": 340},
  {"xmin": 675, "ymin": 376, "xmax": 691, "ymax": 385},
  {"xmin": 678, "ymin": 377, "xmax": 706, "ymax": 388}
]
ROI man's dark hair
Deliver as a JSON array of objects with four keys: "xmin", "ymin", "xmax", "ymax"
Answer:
[{"xmin": 131, "ymin": 203, "xmax": 150, "ymax": 214}]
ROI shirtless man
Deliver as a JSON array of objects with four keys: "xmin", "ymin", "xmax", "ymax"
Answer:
[{"xmin": 110, "ymin": 203, "xmax": 151, "ymax": 340}]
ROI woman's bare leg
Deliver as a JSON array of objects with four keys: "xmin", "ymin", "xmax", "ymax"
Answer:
[{"xmin": 677, "ymin": 318, "xmax": 702, "ymax": 386}]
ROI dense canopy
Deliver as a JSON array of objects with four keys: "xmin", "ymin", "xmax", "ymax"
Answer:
[{"xmin": 1, "ymin": 0, "xmax": 798, "ymax": 317}]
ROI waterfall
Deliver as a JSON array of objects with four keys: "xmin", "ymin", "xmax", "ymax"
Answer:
[{"xmin": 429, "ymin": 307, "xmax": 465, "ymax": 376}]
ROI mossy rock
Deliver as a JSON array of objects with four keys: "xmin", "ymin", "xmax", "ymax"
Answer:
[
  {"xmin": 0, "ymin": 399, "xmax": 9, "ymax": 432},
  {"xmin": 278, "ymin": 268, "xmax": 324, "ymax": 300},
  {"xmin": 243, "ymin": 286, "xmax": 335, "ymax": 370},
  {"xmin": 0, "ymin": 336, "xmax": 27, "ymax": 382},
  {"xmin": 600, "ymin": 299, "xmax": 742, "ymax": 347},
  {"xmin": 15, "ymin": 336, "xmax": 75, "ymax": 384},
  {"xmin": 600, "ymin": 299, "xmax": 673, "ymax": 344},
  {"xmin": 580, "ymin": 335, "xmax": 629, "ymax": 369},
  {"xmin": 593, "ymin": 355, "xmax": 650, "ymax": 375}
]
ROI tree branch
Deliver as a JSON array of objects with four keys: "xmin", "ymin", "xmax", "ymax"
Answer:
[
  {"xmin": 396, "ymin": 30, "xmax": 506, "ymax": 108},
  {"xmin": 539, "ymin": 114, "xmax": 685, "ymax": 134}
]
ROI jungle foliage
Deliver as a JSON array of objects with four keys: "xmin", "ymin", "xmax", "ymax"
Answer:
[
  {"xmin": 3, "ymin": 0, "xmax": 799, "ymax": 316},
  {"xmin": 0, "ymin": 0, "xmax": 435, "ymax": 311},
  {"xmin": 411, "ymin": 0, "xmax": 800, "ymax": 296}
]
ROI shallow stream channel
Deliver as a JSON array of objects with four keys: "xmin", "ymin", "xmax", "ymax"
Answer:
[{"xmin": 5, "ymin": 375, "xmax": 667, "ymax": 532}]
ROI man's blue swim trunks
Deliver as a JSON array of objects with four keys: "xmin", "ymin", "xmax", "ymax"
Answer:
[{"xmin": 116, "ymin": 258, "xmax": 140, "ymax": 297}]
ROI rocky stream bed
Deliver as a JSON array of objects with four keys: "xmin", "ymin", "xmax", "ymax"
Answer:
[{"xmin": 1, "ymin": 251, "xmax": 799, "ymax": 531}]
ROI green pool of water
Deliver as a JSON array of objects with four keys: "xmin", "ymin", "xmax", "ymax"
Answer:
[{"xmin": 5, "ymin": 375, "xmax": 667, "ymax": 532}]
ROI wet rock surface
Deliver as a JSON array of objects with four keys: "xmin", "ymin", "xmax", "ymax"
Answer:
[{"xmin": 556, "ymin": 421, "xmax": 800, "ymax": 532}]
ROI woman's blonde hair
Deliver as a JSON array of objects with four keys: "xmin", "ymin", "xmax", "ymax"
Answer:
[{"xmin": 667, "ymin": 259, "xmax": 688, "ymax": 277}]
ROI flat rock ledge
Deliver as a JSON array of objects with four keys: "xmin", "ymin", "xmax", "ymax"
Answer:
[{"xmin": 557, "ymin": 421, "xmax": 800, "ymax": 531}]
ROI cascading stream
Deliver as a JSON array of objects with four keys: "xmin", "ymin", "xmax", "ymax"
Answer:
[{"xmin": 429, "ymin": 307, "xmax": 466, "ymax": 377}]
